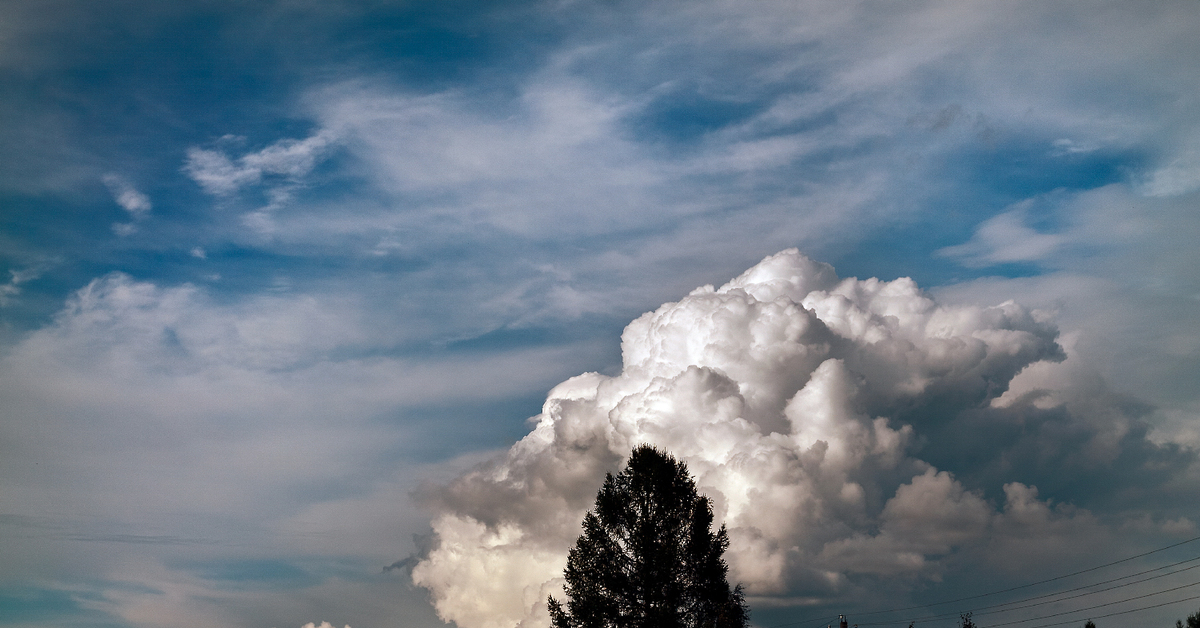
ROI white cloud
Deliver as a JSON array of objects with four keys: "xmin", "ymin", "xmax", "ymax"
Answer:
[
  {"xmin": 937, "ymin": 204, "xmax": 1064, "ymax": 266},
  {"xmin": 183, "ymin": 132, "xmax": 333, "ymax": 197},
  {"xmin": 252, "ymin": 0, "xmax": 1200, "ymax": 287},
  {"xmin": 1050, "ymin": 138, "xmax": 1096, "ymax": 156},
  {"xmin": 101, "ymin": 174, "xmax": 152, "ymax": 237},
  {"xmin": 102, "ymin": 173, "xmax": 152, "ymax": 216},
  {"xmin": 0, "ymin": 270, "xmax": 613, "ymax": 580},
  {"xmin": 0, "ymin": 258, "xmax": 643, "ymax": 628},
  {"xmin": 0, "ymin": 269, "xmax": 33, "ymax": 305},
  {"xmin": 111, "ymin": 221, "xmax": 137, "ymax": 236},
  {"xmin": 1139, "ymin": 146, "xmax": 1200, "ymax": 197},
  {"xmin": 0, "ymin": 260, "xmax": 55, "ymax": 307},
  {"xmin": 935, "ymin": 183, "xmax": 1200, "ymax": 449},
  {"xmin": 410, "ymin": 250, "xmax": 1153, "ymax": 628},
  {"xmin": 307, "ymin": 79, "xmax": 665, "ymax": 239},
  {"xmin": 194, "ymin": 0, "xmax": 1200, "ymax": 343},
  {"xmin": 182, "ymin": 131, "xmax": 337, "ymax": 238}
]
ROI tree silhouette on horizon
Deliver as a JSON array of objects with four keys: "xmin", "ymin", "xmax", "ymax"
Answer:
[{"xmin": 548, "ymin": 445, "xmax": 747, "ymax": 628}]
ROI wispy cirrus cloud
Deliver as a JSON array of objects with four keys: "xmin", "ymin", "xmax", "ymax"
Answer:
[
  {"xmin": 183, "ymin": 132, "xmax": 334, "ymax": 197},
  {"xmin": 0, "ymin": 259, "xmax": 57, "ymax": 307},
  {"xmin": 937, "ymin": 205, "xmax": 1064, "ymax": 267},
  {"xmin": 183, "ymin": 132, "xmax": 336, "ymax": 234}
]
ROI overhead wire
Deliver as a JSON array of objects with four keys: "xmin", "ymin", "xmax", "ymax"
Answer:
[
  {"xmin": 854, "ymin": 558, "xmax": 1200, "ymax": 626},
  {"xmin": 766, "ymin": 534, "xmax": 1200, "ymax": 628},
  {"xmin": 979, "ymin": 578, "xmax": 1200, "ymax": 628},
  {"xmin": 858, "ymin": 578, "xmax": 1200, "ymax": 628},
  {"xmin": 1021, "ymin": 592, "xmax": 1200, "ymax": 628},
  {"xmin": 860, "ymin": 593, "xmax": 1200, "ymax": 628}
]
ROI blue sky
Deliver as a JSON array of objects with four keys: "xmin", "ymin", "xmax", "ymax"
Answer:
[{"xmin": 2, "ymin": 1, "xmax": 1200, "ymax": 627}]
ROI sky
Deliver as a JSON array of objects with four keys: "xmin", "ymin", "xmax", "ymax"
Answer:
[{"xmin": 2, "ymin": 1, "xmax": 1200, "ymax": 627}]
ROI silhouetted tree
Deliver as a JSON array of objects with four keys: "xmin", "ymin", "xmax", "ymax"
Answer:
[
  {"xmin": 548, "ymin": 445, "xmax": 748, "ymax": 628},
  {"xmin": 959, "ymin": 612, "xmax": 976, "ymax": 628},
  {"xmin": 1083, "ymin": 620, "xmax": 1095, "ymax": 628},
  {"xmin": 1176, "ymin": 607, "xmax": 1200, "ymax": 628}
]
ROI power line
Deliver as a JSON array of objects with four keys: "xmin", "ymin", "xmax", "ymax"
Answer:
[
  {"xmin": 767, "ymin": 534, "xmax": 1200, "ymax": 628},
  {"xmin": 977, "ymin": 561, "xmax": 1200, "ymax": 618},
  {"xmin": 877, "ymin": 593, "xmax": 1200, "ymax": 628},
  {"xmin": 982, "ymin": 577, "xmax": 1200, "ymax": 628},
  {"xmin": 1022, "ymin": 593, "xmax": 1200, "ymax": 628},
  {"xmin": 887, "ymin": 533, "xmax": 1200, "ymax": 613},
  {"xmin": 766, "ymin": 614, "xmax": 841, "ymax": 628},
  {"xmin": 977, "ymin": 554, "xmax": 1200, "ymax": 613},
  {"xmin": 855, "ymin": 557, "xmax": 1200, "ymax": 626},
  {"xmin": 855, "ymin": 590, "xmax": 1200, "ymax": 628}
]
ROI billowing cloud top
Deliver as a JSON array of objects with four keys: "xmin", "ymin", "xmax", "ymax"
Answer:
[{"xmin": 410, "ymin": 250, "xmax": 1132, "ymax": 628}]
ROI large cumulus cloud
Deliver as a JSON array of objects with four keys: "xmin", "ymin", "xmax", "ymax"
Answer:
[{"xmin": 412, "ymin": 250, "xmax": 1184, "ymax": 628}]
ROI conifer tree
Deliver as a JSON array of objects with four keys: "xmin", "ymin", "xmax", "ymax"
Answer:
[{"xmin": 548, "ymin": 445, "xmax": 748, "ymax": 628}]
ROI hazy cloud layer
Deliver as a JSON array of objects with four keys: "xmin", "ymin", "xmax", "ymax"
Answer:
[
  {"xmin": 0, "ymin": 270, "xmax": 605, "ymax": 628},
  {"xmin": 414, "ymin": 251, "xmax": 1180, "ymax": 628}
]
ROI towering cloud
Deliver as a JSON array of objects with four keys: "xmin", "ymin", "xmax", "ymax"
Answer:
[{"xmin": 412, "ymin": 250, "xmax": 1175, "ymax": 628}]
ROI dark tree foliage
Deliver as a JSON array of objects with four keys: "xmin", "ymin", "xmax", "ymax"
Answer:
[
  {"xmin": 548, "ymin": 445, "xmax": 748, "ymax": 628},
  {"xmin": 1176, "ymin": 607, "xmax": 1200, "ymax": 628},
  {"xmin": 959, "ymin": 612, "xmax": 976, "ymax": 628},
  {"xmin": 1083, "ymin": 620, "xmax": 1095, "ymax": 628}
]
